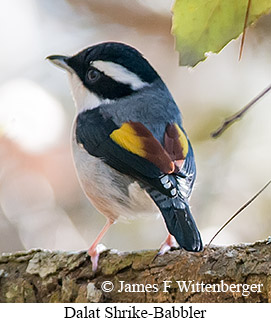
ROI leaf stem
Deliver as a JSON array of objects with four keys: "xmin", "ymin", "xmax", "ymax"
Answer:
[{"xmin": 239, "ymin": 0, "xmax": 251, "ymax": 60}]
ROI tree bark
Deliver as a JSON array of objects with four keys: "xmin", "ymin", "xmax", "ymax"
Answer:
[{"xmin": 0, "ymin": 240, "xmax": 270, "ymax": 303}]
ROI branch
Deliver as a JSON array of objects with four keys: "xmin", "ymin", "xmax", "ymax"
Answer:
[
  {"xmin": 208, "ymin": 180, "xmax": 271, "ymax": 247},
  {"xmin": 211, "ymin": 83, "xmax": 271, "ymax": 138},
  {"xmin": 1, "ymin": 241, "xmax": 271, "ymax": 302}
]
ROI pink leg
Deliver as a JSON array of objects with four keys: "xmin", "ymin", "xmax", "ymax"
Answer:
[
  {"xmin": 88, "ymin": 220, "xmax": 113, "ymax": 271},
  {"xmin": 158, "ymin": 234, "xmax": 177, "ymax": 255}
]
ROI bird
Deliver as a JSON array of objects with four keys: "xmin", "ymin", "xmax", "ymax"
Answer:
[{"xmin": 47, "ymin": 42, "xmax": 203, "ymax": 271}]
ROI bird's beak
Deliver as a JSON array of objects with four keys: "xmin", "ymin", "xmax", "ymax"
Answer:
[{"xmin": 46, "ymin": 55, "xmax": 71, "ymax": 72}]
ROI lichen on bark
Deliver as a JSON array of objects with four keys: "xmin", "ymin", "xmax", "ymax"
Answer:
[{"xmin": 0, "ymin": 240, "xmax": 270, "ymax": 303}]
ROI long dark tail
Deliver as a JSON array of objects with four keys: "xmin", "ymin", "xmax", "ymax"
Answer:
[{"xmin": 149, "ymin": 190, "xmax": 203, "ymax": 252}]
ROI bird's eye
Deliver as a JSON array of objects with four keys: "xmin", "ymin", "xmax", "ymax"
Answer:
[{"xmin": 87, "ymin": 68, "xmax": 100, "ymax": 82}]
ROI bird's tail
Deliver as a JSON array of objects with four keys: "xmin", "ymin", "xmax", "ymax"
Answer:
[{"xmin": 149, "ymin": 190, "xmax": 203, "ymax": 252}]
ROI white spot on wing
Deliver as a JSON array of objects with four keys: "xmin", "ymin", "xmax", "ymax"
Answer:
[
  {"xmin": 177, "ymin": 177, "xmax": 190, "ymax": 198},
  {"xmin": 92, "ymin": 60, "xmax": 148, "ymax": 90}
]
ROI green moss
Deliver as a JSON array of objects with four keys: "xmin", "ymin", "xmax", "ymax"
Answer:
[
  {"xmin": 5, "ymin": 280, "xmax": 36, "ymax": 302},
  {"xmin": 100, "ymin": 252, "xmax": 135, "ymax": 275},
  {"xmin": 132, "ymin": 251, "xmax": 157, "ymax": 270}
]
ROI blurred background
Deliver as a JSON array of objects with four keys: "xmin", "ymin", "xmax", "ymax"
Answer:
[{"xmin": 0, "ymin": 0, "xmax": 270, "ymax": 254}]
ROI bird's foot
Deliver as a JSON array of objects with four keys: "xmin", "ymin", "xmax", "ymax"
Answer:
[
  {"xmin": 87, "ymin": 220, "xmax": 113, "ymax": 271},
  {"xmin": 158, "ymin": 234, "xmax": 177, "ymax": 256},
  {"xmin": 152, "ymin": 234, "xmax": 177, "ymax": 263},
  {"xmin": 88, "ymin": 243, "xmax": 106, "ymax": 272}
]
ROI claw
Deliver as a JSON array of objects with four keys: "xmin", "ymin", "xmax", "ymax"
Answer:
[
  {"xmin": 151, "ymin": 235, "xmax": 176, "ymax": 263},
  {"xmin": 157, "ymin": 234, "xmax": 177, "ymax": 256},
  {"xmin": 88, "ymin": 248, "xmax": 99, "ymax": 272},
  {"xmin": 88, "ymin": 244, "xmax": 106, "ymax": 271}
]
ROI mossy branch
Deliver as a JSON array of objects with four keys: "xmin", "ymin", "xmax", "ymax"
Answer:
[{"xmin": 0, "ymin": 240, "xmax": 271, "ymax": 303}]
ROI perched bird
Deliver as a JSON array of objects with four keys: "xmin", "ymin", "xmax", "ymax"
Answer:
[{"xmin": 47, "ymin": 42, "xmax": 203, "ymax": 271}]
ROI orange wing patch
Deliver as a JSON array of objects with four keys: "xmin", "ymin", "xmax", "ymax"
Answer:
[{"xmin": 110, "ymin": 122, "xmax": 175, "ymax": 174}]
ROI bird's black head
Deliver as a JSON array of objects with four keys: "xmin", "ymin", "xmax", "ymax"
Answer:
[{"xmin": 48, "ymin": 42, "xmax": 160, "ymax": 101}]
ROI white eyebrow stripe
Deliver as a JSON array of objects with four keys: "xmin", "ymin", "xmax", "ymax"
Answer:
[{"xmin": 92, "ymin": 60, "xmax": 149, "ymax": 90}]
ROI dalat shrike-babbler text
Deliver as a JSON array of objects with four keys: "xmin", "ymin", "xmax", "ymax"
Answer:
[{"xmin": 47, "ymin": 42, "xmax": 203, "ymax": 271}]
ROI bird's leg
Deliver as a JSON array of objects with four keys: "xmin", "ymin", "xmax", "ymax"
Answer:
[
  {"xmin": 158, "ymin": 234, "xmax": 177, "ymax": 255},
  {"xmin": 88, "ymin": 219, "xmax": 113, "ymax": 271}
]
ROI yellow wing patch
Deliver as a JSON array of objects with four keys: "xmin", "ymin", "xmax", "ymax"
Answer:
[
  {"xmin": 110, "ymin": 122, "xmax": 175, "ymax": 174},
  {"xmin": 174, "ymin": 123, "xmax": 189, "ymax": 158},
  {"xmin": 110, "ymin": 122, "xmax": 189, "ymax": 174},
  {"xmin": 110, "ymin": 122, "xmax": 146, "ymax": 158}
]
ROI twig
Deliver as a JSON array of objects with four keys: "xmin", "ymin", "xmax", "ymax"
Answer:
[
  {"xmin": 211, "ymin": 83, "xmax": 271, "ymax": 138},
  {"xmin": 207, "ymin": 180, "xmax": 271, "ymax": 247},
  {"xmin": 239, "ymin": 0, "xmax": 251, "ymax": 61}
]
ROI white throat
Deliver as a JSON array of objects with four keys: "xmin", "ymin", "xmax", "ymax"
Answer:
[{"xmin": 68, "ymin": 72, "xmax": 111, "ymax": 112}]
